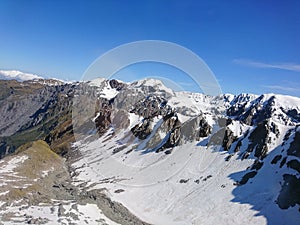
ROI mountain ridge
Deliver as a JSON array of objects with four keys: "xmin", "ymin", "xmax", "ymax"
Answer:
[{"xmin": 0, "ymin": 77, "xmax": 299, "ymax": 224}]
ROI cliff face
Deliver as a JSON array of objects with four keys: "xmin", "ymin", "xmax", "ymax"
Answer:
[{"xmin": 0, "ymin": 80, "xmax": 75, "ymax": 156}]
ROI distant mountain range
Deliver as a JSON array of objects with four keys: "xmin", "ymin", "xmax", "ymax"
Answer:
[
  {"xmin": 0, "ymin": 77, "xmax": 299, "ymax": 224},
  {"xmin": 0, "ymin": 70, "xmax": 44, "ymax": 81}
]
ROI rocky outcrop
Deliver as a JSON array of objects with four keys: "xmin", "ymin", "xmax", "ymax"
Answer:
[
  {"xmin": 287, "ymin": 159, "xmax": 300, "ymax": 173},
  {"xmin": 130, "ymin": 94, "xmax": 173, "ymax": 119},
  {"xmin": 131, "ymin": 119, "xmax": 152, "ymax": 140},
  {"xmin": 129, "ymin": 94, "xmax": 212, "ymax": 153},
  {"xmin": 287, "ymin": 130, "xmax": 300, "ymax": 157},
  {"xmin": 277, "ymin": 174, "xmax": 300, "ymax": 209},
  {"xmin": 271, "ymin": 154, "xmax": 282, "ymax": 164},
  {"xmin": 222, "ymin": 128, "xmax": 237, "ymax": 151},
  {"xmin": 129, "ymin": 95, "xmax": 170, "ymax": 141},
  {"xmin": 129, "ymin": 95, "xmax": 179, "ymax": 149},
  {"xmin": 81, "ymin": 189, "xmax": 150, "ymax": 225},
  {"xmin": 180, "ymin": 114, "xmax": 212, "ymax": 142},
  {"xmin": 246, "ymin": 121, "xmax": 270, "ymax": 159},
  {"xmin": 208, "ymin": 127, "xmax": 236, "ymax": 150},
  {"xmin": 250, "ymin": 96, "xmax": 275, "ymax": 125},
  {"xmin": 155, "ymin": 113, "xmax": 181, "ymax": 153},
  {"xmin": 94, "ymin": 97, "xmax": 113, "ymax": 135},
  {"xmin": 238, "ymin": 171, "xmax": 257, "ymax": 185},
  {"xmin": 109, "ymin": 79, "xmax": 127, "ymax": 91},
  {"xmin": 283, "ymin": 108, "xmax": 300, "ymax": 123}
]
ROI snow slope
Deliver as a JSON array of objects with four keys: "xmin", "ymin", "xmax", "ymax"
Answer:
[
  {"xmin": 71, "ymin": 130, "xmax": 299, "ymax": 224},
  {"xmin": 2, "ymin": 202, "xmax": 120, "ymax": 225}
]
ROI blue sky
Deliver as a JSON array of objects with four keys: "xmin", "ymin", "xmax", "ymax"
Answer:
[{"xmin": 0, "ymin": 0, "xmax": 299, "ymax": 96}]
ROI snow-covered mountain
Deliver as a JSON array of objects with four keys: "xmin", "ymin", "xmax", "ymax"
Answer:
[
  {"xmin": 0, "ymin": 77, "xmax": 299, "ymax": 224},
  {"xmin": 0, "ymin": 70, "xmax": 44, "ymax": 81},
  {"xmin": 70, "ymin": 78, "xmax": 300, "ymax": 225},
  {"xmin": 0, "ymin": 70, "xmax": 68, "ymax": 86}
]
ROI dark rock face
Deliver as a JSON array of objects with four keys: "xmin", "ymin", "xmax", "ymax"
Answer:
[
  {"xmin": 241, "ymin": 107, "xmax": 256, "ymax": 125},
  {"xmin": 208, "ymin": 127, "xmax": 236, "ymax": 150},
  {"xmin": 280, "ymin": 157, "xmax": 287, "ymax": 168},
  {"xmin": 226, "ymin": 94, "xmax": 257, "ymax": 118},
  {"xmin": 131, "ymin": 119, "xmax": 151, "ymax": 140},
  {"xmin": 222, "ymin": 128, "xmax": 237, "ymax": 151},
  {"xmin": 277, "ymin": 174, "xmax": 300, "ymax": 209},
  {"xmin": 129, "ymin": 95, "xmax": 174, "ymax": 141},
  {"xmin": 226, "ymin": 103, "xmax": 247, "ymax": 118},
  {"xmin": 227, "ymin": 95, "xmax": 285, "ymax": 126},
  {"xmin": 270, "ymin": 122, "xmax": 280, "ymax": 138},
  {"xmin": 251, "ymin": 160, "xmax": 263, "ymax": 171},
  {"xmin": 246, "ymin": 121, "xmax": 270, "ymax": 159},
  {"xmin": 234, "ymin": 140, "xmax": 242, "ymax": 152},
  {"xmin": 287, "ymin": 130, "xmax": 300, "ymax": 157},
  {"xmin": 239, "ymin": 171, "xmax": 257, "ymax": 185},
  {"xmin": 130, "ymin": 94, "xmax": 173, "ymax": 119},
  {"xmin": 284, "ymin": 108, "xmax": 300, "ymax": 123},
  {"xmin": 271, "ymin": 155, "xmax": 282, "ymax": 164},
  {"xmin": 287, "ymin": 159, "xmax": 300, "ymax": 173},
  {"xmin": 251, "ymin": 96, "xmax": 275, "ymax": 125},
  {"xmin": 94, "ymin": 98, "xmax": 112, "ymax": 135},
  {"xmin": 199, "ymin": 118, "xmax": 212, "ymax": 138},
  {"xmin": 127, "ymin": 91, "xmax": 216, "ymax": 154},
  {"xmin": 128, "ymin": 94, "xmax": 182, "ymax": 152},
  {"xmin": 227, "ymin": 94, "xmax": 299, "ymax": 130},
  {"xmin": 109, "ymin": 79, "xmax": 127, "ymax": 91},
  {"xmin": 180, "ymin": 115, "xmax": 212, "ymax": 142},
  {"xmin": 156, "ymin": 114, "xmax": 181, "ymax": 152}
]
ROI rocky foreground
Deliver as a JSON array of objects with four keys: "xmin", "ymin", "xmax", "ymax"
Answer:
[{"xmin": 0, "ymin": 140, "xmax": 149, "ymax": 224}]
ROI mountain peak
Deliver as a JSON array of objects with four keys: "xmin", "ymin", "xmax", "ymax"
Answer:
[{"xmin": 130, "ymin": 78, "xmax": 175, "ymax": 94}]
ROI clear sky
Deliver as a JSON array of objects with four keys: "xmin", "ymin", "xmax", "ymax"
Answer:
[{"xmin": 0, "ymin": 0, "xmax": 299, "ymax": 96}]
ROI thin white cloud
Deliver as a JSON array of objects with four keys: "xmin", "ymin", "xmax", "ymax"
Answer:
[
  {"xmin": 233, "ymin": 59, "xmax": 300, "ymax": 72},
  {"xmin": 262, "ymin": 85, "xmax": 299, "ymax": 92}
]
